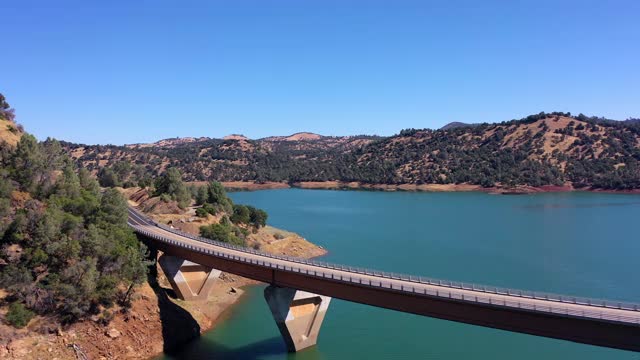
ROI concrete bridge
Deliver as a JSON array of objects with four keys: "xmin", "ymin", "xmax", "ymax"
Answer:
[{"xmin": 127, "ymin": 208, "xmax": 640, "ymax": 353}]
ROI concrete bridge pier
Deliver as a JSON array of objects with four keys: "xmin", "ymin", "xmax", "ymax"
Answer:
[
  {"xmin": 264, "ymin": 285, "xmax": 332, "ymax": 352},
  {"xmin": 158, "ymin": 254, "xmax": 221, "ymax": 301}
]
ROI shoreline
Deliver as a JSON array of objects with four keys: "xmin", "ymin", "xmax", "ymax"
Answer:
[
  {"xmin": 120, "ymin": 187, "xmax": 329, "ymax": 359},
  {"xmin": 175, "ymin": 246, "xmax": 329, "ymax": 356},
  {"xmin": 216, "ymin": 181, "xmax": 640, "ymax": 195},
  {"xmin": 143, "ymin": 210, "xmax": 329, "ymax": 359}
]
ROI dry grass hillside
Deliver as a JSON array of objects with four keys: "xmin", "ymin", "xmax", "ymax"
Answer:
[
  {"xmin": 62, "ymin": 113, "xmax": 640, "ymax": 189},
  {"xmin": 121, "ymin": 187, "xmax": 326, "ymax": 258},
  {"xmin": 363, "ymin": 116, "xmax": 627, "ymax": 176},
  {"xmin": 0, "ymin": 119, "xmax": 22, "ymax": 147},
  {"xmin": 353, "ymin": 114, "xmax": 640, "ymax": 188}
]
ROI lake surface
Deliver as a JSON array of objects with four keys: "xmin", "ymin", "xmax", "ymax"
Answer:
[{"xmin": 162, "ymin": 190, "xmax": 640, "ymax": 359}]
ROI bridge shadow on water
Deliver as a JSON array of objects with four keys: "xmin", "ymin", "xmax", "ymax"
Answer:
[
  {"xmin": 165, "ymin": 336, "xmax": 325, "ymax": 360},
  {"xmin": 147, "ymin": 247, "xmax": 202, "ymax": 356}
]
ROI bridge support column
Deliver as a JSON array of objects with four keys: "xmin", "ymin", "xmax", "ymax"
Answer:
[
  {"xmin": 158, "ymin": 254, "xmax": 221, "ymax": 301},
  {"xmin": 264, "ymin": 285, "xmax": 331, "ymax": 352}
]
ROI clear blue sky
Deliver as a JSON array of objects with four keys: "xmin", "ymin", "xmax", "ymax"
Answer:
[{"xmin": 2, "ymin": 0, "xmax": 639, "ymax": 145}]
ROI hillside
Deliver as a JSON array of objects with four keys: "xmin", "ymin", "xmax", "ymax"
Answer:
[
  {"xmin": 64, "ymin": 133, "xmax": 382, "ymax": 183},
  {"xmin": 63, "ymin": 112, "xmax": 640, "ymax": 190},
  {"xmin": 262, "ymin": 132, "xmax": 324, "ymax": 141},
  {"xmin": 0, "ymin": 119, "xmax": 22, "ymax": 148},
  {"xmin": 440, "ymin": 122, "xmax": 479, "ymax": 130},
  {"xmin": 0, "ymin": 95, "xmax": 22, "ymax": 147},
  {"xmin": 0, "ymin": 91, "xmax": 326, "ymax": 358}
]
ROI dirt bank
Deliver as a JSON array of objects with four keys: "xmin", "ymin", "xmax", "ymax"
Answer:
[
  {"xmin": 208, "ymin": 180, "xmax": 637, "ymax": 195},
  {"xmin": 186, "ymin": 181, "xmax": 291, "ymax": 191}
]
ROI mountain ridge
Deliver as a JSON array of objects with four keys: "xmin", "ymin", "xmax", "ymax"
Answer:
[{"xmin": 61, "ymin": 112, "xmax": 640, "ymax": 190}]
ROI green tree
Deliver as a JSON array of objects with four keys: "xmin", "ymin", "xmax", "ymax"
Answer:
[
  {"xmin": 11, "ymin": 134, "xmax": 44, "ymax": 193},
  {"xmin": 249, "ymin": 207, "xmax": 268, "ymax": 227},
  {"xmin": 117, "ymin": 244, "xmax": 151, "ymax": 305},
  {"xmin": 195, "ymin": 185, "xmax": 208, "ymax": 206},
  {"xmin": 230, "ymin": 204, "xmax": 250, "ymax": 224},
  {"xmin": 78, "ymin": 167, "xmax": 100, "ymax": 194},
  {"xmin": 0, "ymin": 93, "xmax": 9, "ymax": 110},
  {"xmin": 207, "ymin": 181, "xmax": 233, "ymax": 212},
  {"xmin": 98, "ymin": 167, "xmax": 121, "ymax": 188},
  {"xmin": 0, "ymin": 97, "xmax": 150, "ymax": 323},
  {"xmin": 155, "ymin": 168, "xmax": 191, "ymax": 208},
  {"xmin": 0, "ymin": 93, "xmax": 15, "ymax": 121},
  {"xmin": 200, "ymin": 222, "xmax": 244, "ymax": 246},
  {"xmin": 195, "ymin": 207, "xmax": 209, "ymax": 217},
  {"xmin": 6, "ymin": 302, "xmax": 35, "ymax": 328},
  {"xmin": 95, "ymin": 188, "xmax": 128, "ymax": 225}
]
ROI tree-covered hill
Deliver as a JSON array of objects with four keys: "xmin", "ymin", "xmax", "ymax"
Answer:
[
  {"xmin": 64, "ymin": 112, "xmax": 640, "ymax": 190},
  {"xmin": 356, "ymin": 113, "xmax": 640, "ymax": 189},
  {"xmin": 0, "ymin": 94, "xmax": 149, "ymax": 326}
]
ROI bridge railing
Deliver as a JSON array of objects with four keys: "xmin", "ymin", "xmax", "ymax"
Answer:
[
  {"xmin": 128, "ymin": 209, "xmax": 640, "ymax": 320},
  {"xmin": 131, "ymin": 224, "xmax": 640, "ymax": 324}
]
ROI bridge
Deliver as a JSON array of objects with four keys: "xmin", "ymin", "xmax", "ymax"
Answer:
[{"xmin": 127, "ymin": 208, "xmax": 640, "ymax": 353}]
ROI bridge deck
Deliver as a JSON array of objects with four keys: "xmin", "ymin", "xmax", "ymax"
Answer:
[{"xmin": 128, "ymin": 208, "xmax": 640, "ymax": 352}]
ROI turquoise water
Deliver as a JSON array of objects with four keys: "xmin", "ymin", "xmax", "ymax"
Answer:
[{"xmin": 163, "ymin": 190, "xmax": 640, "ymax": 359}]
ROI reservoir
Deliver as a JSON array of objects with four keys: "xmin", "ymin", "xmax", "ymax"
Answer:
[{"xmin": 162, "ymin": 190, "xmax": 640, "ymax": 359}]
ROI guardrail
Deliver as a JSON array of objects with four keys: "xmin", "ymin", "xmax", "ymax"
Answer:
[{"xmin": 128, "ymin": 208, "xmax": 640, "ymax": 325}]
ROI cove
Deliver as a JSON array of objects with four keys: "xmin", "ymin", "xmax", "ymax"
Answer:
[{"xmin": 161, "ymin": 190, "xmax": 640, "ymax": 359}]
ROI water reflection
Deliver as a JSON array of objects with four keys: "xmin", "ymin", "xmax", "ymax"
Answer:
[{"xmin": 519, "ymin": 201, "xmax": 640, "ymax": 210}]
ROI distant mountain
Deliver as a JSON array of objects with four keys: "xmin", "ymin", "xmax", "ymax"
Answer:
[
  {"xmin": 63, "ymin": 112, "xmax": 640, "ymax": 190},
  {"xmin": 126, "ymin": 136, "xmax": 209, "ymax": 149},
  {"xmin": 262, "ymin": 132, "xmax": 324, "ymax": 142},
  {"xmin": 223, "ymin": 134, "xmax": 249, "ymax": 141},
  {"xmin": 440, "ymin": 122, "xmax": 481, "ymax": 130}
]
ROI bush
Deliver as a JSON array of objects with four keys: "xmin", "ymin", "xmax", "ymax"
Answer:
[
  {"xmin": 195, "ymin": 207, "xmax": 209, "ymax": 218},
  {"xmin": 230, "ymin": 205, "xmax": 267, "ymax": 228},
  {"xmin": 200, "ymin": 222, "xmax": 245, "ymax": 246},
  {"xmin": 154, "ymin": 168, "xmax": 192, "ymax": 209},
  {"xmin": 230, "ymin": 205, "xmax": 250, "ymax": 224},
  {"xmin": 248, "ymin": 207, "xmax": 268, "ymax": 227},
  {"xmin": 6, "ymin": 302, "xmax": 35, "ymax": 328},
  {"xmin": 202, "ymin": 203, "xmax": 218, "ymax": 215}
]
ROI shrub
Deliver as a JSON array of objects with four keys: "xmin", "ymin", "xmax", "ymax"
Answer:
[
  {"xmin": 230, "ymin": 205, "xmax": 250, "ymax": 224},
  {"xmin": 200, "ymin": 222, "xmax": 245, "ymax": 246},
  {"xmin": 249, "ymin": 207, "xmax": 268, "ymax": 227},
  {"xmin": 6, "ymin": 302, "xmax": 35, "ymax": 328},
  {"xmin": 202, "ymin": 203, "xmax": 217, "ymax": 215},
  {"xmin": 195, "ymin": 207, "xmax": 209, "ymax": 218},
  {"xmin": 154, "ymin": 168, "xmax": 192, "ymax": 209}
]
